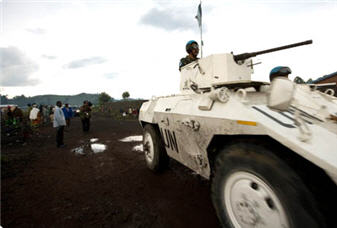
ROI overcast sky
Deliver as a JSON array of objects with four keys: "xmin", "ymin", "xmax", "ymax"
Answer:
[{"xmin": 0, "ymin": 0, "xmax": 336, "ymax": 99}]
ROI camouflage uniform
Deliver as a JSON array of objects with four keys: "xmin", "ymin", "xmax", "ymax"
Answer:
[
  {"xmin": 179, "ymin": 55, "xmax": 199, "ymax": 71},
  {"xmin": 79, "ymin": 105, "xmax": 91, "ymax": 119},
  {"xmin": 80, "ymin": 104, "xmax": 91, "ymax": 132}
]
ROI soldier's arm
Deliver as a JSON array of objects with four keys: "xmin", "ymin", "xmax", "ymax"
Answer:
[{"xmin": 179, "ymin": 58, "xmax": 187, "ymax": 71}]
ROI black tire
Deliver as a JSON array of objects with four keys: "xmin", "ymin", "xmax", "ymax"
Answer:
[
  {"xmin": 211, "ymin": 143, "xmax": 325, "ymax": 228},
  {"xmin": 143, "ymin": 124, "xmax": 168, "ymax": 172}
]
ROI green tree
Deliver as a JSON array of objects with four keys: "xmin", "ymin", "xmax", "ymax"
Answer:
[
  {"xmin": 98, "ymin": 92, "xmax": 112, "ymax": 105},
  {"xmin": 294, "ymin": 76, "xmax": 305, "ymax": 84},
  {"xmin": 122, "ymin": 91, "xmax": 130, "ymax": 99},
  {"xmin": 0, "ymin": 94, "xmax": 9, "ymax": 104},
  {"xmin": 306, "ymin": 78, "xmax": 313, "ymax": 84},
  {"xmin": 12, "ymin": 94, "xmax": 27, "ymax": 106}
]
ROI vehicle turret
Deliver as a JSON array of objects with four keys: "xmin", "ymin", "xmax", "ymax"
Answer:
[{"xmin": 180, "ymin": 40, "xmax": 312, "ymax": 93}]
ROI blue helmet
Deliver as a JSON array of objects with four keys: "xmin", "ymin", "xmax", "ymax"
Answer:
[
  {"xmin": 186, "ymin": 40, "xmax": 199, "ymax": 53},
  {"xmin": 269, "ymin": 66, "xmax": 292, "ymax": 81}
]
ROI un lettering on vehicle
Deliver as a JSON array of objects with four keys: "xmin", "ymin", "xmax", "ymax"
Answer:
[{"xmin": 159, "ymin": 128, "xmax": 179, "ymax": 153}]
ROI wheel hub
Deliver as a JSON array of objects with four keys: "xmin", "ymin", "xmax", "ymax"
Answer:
[
  {"xmin": 224, "ymin": 171, "xmax": 289, "ymax": 228},
  {"xmin": 235, "ymin": 197, "xmax": 260, "ymax": 226},
  {"xmin": 144, "ymin": 141, "xmax": 150, "ymax": 155},
  {"xmin": 143, "ymin": 132, "xmax": 154, "ymax": 162}
]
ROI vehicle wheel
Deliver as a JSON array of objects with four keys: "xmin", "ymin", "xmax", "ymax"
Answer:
[
  {"xmin": 143, "ymin": 124, "xmax": 168, "ymax": 172},
  {"xmin": 211, "ymin": 143, "xmax": 325, "ymax": 228}
]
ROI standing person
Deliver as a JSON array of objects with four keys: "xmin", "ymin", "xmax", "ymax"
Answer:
[
  {"xmin": 6, "ymin": 106, "xmax": 13, "ymax": 126},
  {"xmin": 179, "ymin": 40, "xmax": 200, "ymax": 71},
  {"xmin": 49, "ymin": 106, "xmax": 54, "ymax": 123},
  {"xmin": 53, "ymin": 101, "xmax": 66, "ymax": 148},
  {"xmin": 38, "ymin": 104, "xmax": 44, "ymax": 125},
  {"xmin": 12, "ymin": 106, "xmax": 24, "ymax": 124},
  {"xmin": 42, "ymin": 105, "xmax": 50, "ymax": 125},
  {"xmin": 13, "ymin": 106, "xmax": 23, "ymax": 122},
  {"xmin": 29, "ymin": 104, "xmax": 40, "ymax": 127},
  {"xmin": 12, "ymin": 106, "xmax": 25, "ymax": 139},
  {"xmin": 79, "ymin": 100, "xmax": 92, "ymax": 132},
  {"xmin": 27, "ymin": 104, "xmax": 32, "ymax": 117},
  {"xmin": 62, "ymin": 103, "xmax": 73, "ymax": 127}
]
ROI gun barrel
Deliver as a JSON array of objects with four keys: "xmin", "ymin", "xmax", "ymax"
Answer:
[
  {"xmin": 234, "ymin": 40, "xmax": 312, "ymax": 62},
  {"xmin": 254, "ymin": 40, "xmax": 312, "ymax": 56}
]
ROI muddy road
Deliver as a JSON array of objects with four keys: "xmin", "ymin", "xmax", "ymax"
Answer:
[{"xmin": 2, "ymin": 114, "xmax": 220, "ymax": 227}]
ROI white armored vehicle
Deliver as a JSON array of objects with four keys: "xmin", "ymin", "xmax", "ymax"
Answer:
[{"xmin": 139, "ymin": 40, "xmax": 337, "ymax": 228}]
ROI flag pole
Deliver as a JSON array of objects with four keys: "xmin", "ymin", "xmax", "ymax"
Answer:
[
  {"xmin": 200, "ymin": 6, "xmax": 203, "ymax": 58},
  {"xmin": 196, "ymin": 0, "xmax": 203, "ymax": 58},
  {"xmin": 201, "ymin": 33, "xmax": 203, "ymax": 58}
]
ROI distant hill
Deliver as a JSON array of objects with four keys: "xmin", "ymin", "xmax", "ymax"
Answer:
[{"xmin": 1, "ymin": 93, "xmax": 100, "ymax": 107}]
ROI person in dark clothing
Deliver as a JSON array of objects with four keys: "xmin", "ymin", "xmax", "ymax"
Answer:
[
  {"xmin": 12, "ymin": 106, "xmax": 24, "ymax": 124},
  {"xmin": 6, "ymin": 106, "xmax": 13, "ymax": 125},
  {"xmin": 62, "ymin": 103, "xmax": 73, "ymax": 127},
  {"xmin": 179, "ymin": 40, "xmax": 200, "ymax": 71},
  {"xmin": 79, "ymin": 100, "xmax": 92, "ymax": 132}
]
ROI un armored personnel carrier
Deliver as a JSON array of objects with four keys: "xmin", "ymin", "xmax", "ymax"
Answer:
[{"xmin": 139, "ymin": 40, "xmax": 337, "ymax": 228}]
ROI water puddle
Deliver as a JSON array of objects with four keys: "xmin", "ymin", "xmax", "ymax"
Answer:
[
  {"xmin": 119, "ymin": 135, "xmax": 143, "ymax": 142},
  {"xmin": 91, "ymin": 143, "xmax": 107, "ymax": 153},
  {"xmin": 71, "ymin": 138, "xmax": 107, "ymax": 155},
  {"xmin": 72, "ymin": 146, "xmax": 84, "ymax": 155},
  {"xmin": 132, "ymin": 144, "xmax": 143, "ymax": 152}
]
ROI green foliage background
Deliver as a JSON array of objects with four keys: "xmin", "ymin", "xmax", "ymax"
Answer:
[
  {"xmin": 122, "ymin": 91, "xmax": 130, "ymax": 99},
  {"xmin": 98, "ymin": 92, "xmax": 113, "ymax": 105},
  {"xmin": 1, "ymin": 93, "xmax": 100, "ymax": 107}
]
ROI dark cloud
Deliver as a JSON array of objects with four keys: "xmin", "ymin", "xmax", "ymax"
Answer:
[
  {"xmin": 103, "ymin": 72, "xmax": 118, "ymax": 79},
  {"xmin": 139, "ymin": 8, "xmax": 196, "ymax": 31},
  {"xmin": 42, "ymin": 54, "xmax": 57, "ymax": 60},
  {"xmin": 26, "ymin": 28, "xmax": 47, "ymax": 35},
  {"xmin": 0, "ymin": 46, "xmax": 40, "ymax": 87},
  {"xmin": 64, "ymin": 57, "xmax": 107, "ymax": 69}
]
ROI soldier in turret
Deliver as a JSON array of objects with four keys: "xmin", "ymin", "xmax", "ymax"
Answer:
[
  {"xmin": 269, "ymin": 66, "xmax": 292, "ymax": 81},
  {"xmin": 179, "ymin": 40, "xmax": 200, "ymax": 71}
]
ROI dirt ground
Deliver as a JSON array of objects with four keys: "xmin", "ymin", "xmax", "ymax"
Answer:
[{"xmin": 1, "ymin": 114, "xmax": 220, "ymax": 227}]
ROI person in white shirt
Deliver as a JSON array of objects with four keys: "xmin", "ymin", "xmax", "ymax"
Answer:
[
  {"xmin": 53, "ymin": 101, "xmax": 66, "ymax": 148},
  {"xmin": 29, "ymin": 104, "xmax": 40, "ymax": 126}
]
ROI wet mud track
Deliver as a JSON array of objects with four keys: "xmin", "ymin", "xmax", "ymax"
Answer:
[{"xmin": 2, "ymin": 114, "xmax": 220, "ymax": 227}]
